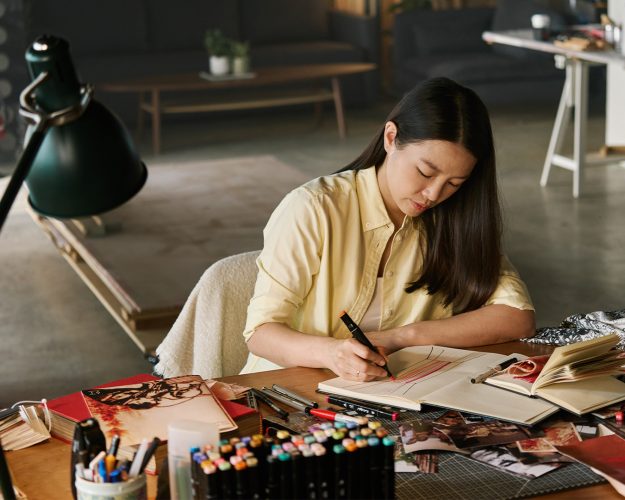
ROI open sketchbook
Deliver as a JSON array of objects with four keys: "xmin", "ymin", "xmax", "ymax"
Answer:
[
  {"xmin": 318, "ymin": 346, "xmax": 559, "ymax": 426},
  {"xmin": 484, "ymin": 333, "xmax": 625, "ymax": 415}
]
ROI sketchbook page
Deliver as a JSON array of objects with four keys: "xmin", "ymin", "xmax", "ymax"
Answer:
[
  {"xmin": 536, "ymin": 375, "xmax": 625, "ymax": 415},
  {"xmin": 534, "ymin": 333, "xmax": 621, "ymax": 389},
  {"xmin": 82, "ymin": 375, "xmax": 237, "ymax": 445},
  {"xmin": 421, "ymin": 354, "xmax": 559, "ymax": 425},
  {"xmin": 318, "ymin": 346, "xmax": 501, "ymax": 411}
]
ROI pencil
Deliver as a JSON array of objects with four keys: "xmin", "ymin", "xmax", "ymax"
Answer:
[{"xmin": 339, "ymin": 311, "xmax": 395, "ymax": 380}]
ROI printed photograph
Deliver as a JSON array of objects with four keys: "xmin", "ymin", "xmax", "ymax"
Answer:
[
  {"xmin": 415, "ymin": 451, "xmax": 439, "ymax": 474},
  {"xmin": 439, "ymin": 421, "xmax": 531, "ymax": 449},
  {"xmin": 399, "ymin": 420, "xmax": 465, "ymax": 453},
  {"xmin": 470, "ymin": 446, "xmax": 563, "ymax": 479},
  {"xmin": 433, "ymin": 410, "xmax": 466, "ymax": 427}
]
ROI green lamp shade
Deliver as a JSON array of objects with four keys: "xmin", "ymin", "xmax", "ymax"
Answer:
[{"xmin": 25, "ymin": 99, "xmax": 147, "ymax": 218}]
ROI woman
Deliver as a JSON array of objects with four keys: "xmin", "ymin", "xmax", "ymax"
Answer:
[{"xmin": 242, "ymin": 77, "xmax": 535, "ymax": 380}]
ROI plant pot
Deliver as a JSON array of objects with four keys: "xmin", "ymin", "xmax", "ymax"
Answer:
[
  {"xmin": 209, "ymin": 55, "xmax": 230, "ymax": 76},
  {"xmin": 232, "ymin": 56, "xmax": 250, "ymax": 75}
]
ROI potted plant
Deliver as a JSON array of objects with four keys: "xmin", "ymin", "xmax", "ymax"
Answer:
[
  {"xmin": 231, "ymin": 41, "xmax": 250, "ymax": 75},
  {"xmin": 204, "ymin": 29, "xmax": 231, "ymax": 76}
]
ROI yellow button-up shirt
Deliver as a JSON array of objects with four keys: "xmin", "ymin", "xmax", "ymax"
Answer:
[{"xmin": 241, "ymin": 166, "xmax": 533, "ymax": 373}]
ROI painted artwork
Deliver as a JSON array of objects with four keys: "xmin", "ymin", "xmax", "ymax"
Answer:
[{"xmin": 82, "ymin": 375, "xmax": 236, "ymax": 444}]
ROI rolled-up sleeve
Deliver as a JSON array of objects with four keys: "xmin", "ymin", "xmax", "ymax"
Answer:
[
  {"xmin": 484, "ymin": 256, "xmax": 534, "ymax": 311},
  {"xmin": 243, "ymin": 187, "xmax": 324, "ymax": 341}
]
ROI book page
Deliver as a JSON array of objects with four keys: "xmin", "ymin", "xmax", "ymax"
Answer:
[
  {"xmin": 319, "ymin": 346, "xmax": 487, "ymax": 409},
  {"xmin": 536, "ymin": 376, "xmax": 625, "ymax": 415}
]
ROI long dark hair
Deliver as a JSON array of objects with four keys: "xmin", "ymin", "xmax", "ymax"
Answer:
[{"xmin": 340, "ymin": 77, "xmax": 501, "ymax": 313}]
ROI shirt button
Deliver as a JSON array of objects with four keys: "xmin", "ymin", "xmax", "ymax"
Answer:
[
  {"xmin": 395, "ymin": 235, "xmax": 402, "ymax": 242},
  {"xmin": 387, "ymin": 271, "xmax": 394, "ymax": 278},
  {"xmin": 366, "ymin": 222, "xmax": 371, "ymax": 228},
  {"xmin": 386, "ymin": 309, "xmax": 393, "ymax": 318}
]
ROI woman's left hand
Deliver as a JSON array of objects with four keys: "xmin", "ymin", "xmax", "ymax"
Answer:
[{"xmin": 367, "ymin": 325, "xmax": 412, "ymax": 355}]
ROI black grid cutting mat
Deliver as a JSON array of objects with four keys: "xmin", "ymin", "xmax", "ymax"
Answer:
[{"xmin": 263, "ymin": 409, "xmax": 606, "ymax": 499}]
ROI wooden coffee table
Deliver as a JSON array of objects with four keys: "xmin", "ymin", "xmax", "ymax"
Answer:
[{"xmin": 99, "ymin": 63, "xmax": 377, "ymax": 154}]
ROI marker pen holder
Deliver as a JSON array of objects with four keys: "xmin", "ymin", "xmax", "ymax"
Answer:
[{"xmin": 75, "ymin": 474, "xmax": 146, "ymax": 500}]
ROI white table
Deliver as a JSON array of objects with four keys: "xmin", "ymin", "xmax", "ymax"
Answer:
[{"xmin": 483, "ymin": 29, "xmax": 625, "ymax": 198}]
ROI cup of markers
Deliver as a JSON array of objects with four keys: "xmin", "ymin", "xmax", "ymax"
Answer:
[
  {"xmin": 74, "ymin": 436, "xmax": 154, "ymax": 500},
  {"xmin": 75, "ymin": 474, "xmax": 146, "ymax": 500}
]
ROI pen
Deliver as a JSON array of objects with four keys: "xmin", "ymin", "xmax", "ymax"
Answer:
[
  {"xmin": 250, "ymin": 388, "xmax": 289, "ymax": 420},
  {"xmin": 128, "ymin": 437, "xmax": 149, "ymax": 477},
  {"xmin": 260, "ymin": 387, "xmax": 308, "ymax": 412},
  {"xmin": 107, "ymin": 434, "xmax": 120, "ymax": 458},
  {"xmin": 306, "ymin": 407, "xmax": 368, "ymax": 425},
  {"xmin": 138, "ymin": 436, "xmax": 161, "ymax": 475},
  {"xmin": 272, "ymin": 384, "xmax": 318, "ymax": 408},
  {"xmin": 326, "ymin": 395, "xmax": 399, "ymax": 421},
  {"xmin": 470, "ymin": 357, "xmax": 519, "ymax": 384},
  {"xmin": 340, "ymin": 311, "xmax": 395, "ymax": 380}
]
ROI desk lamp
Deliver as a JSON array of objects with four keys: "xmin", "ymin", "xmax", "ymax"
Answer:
[
  {"xmin": 0, "ymin": 34, "xmax": 147, "ymax": 233},
  {"xmin": 0, "ymin": 35, "xmax": 147, "ymax": 497}
]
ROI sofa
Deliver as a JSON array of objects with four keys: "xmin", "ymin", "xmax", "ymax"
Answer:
[
  {"xmin": 22, "ymin": 0, "xmax": 379, "ymax": 125},
  {"xmin": 392, "ymin": 0, "xmax": 576, "ymax": 106}
]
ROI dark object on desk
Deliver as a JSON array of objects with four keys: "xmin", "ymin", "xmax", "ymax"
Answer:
[{"xmin": 70, "ymin": 418, "xmax": 106, "ymax": 499}]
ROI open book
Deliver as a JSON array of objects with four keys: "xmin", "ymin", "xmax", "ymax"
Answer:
[
  {"xmin": 318, "ymin": 346, "xmax": 559, "ymax": 426},
  {"xmin": 484, "ymin": 333, "xmax": 625, "ymax": 415}
]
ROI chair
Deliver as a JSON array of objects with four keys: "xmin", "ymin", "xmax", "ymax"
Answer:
[{"xmin": 154, "ymin": 250, "xmax": 260, "ymax": 379}]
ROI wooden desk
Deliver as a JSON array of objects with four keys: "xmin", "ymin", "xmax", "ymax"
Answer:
[
  {"xmin": 100, "ymin": 63, "xmax": 377, "ymax": 154},
  {"xmin": 483, "ymin": 29, "xmax": 625, "ymax": 198},
  {"xmin": 6, "ymin": 342, "xmax": 619, "ymax": 499}
]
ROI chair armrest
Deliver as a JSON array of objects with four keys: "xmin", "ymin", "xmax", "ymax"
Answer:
[{"xmin": 329, "ymin": 9, "xmax": 379, "ymax": 63}]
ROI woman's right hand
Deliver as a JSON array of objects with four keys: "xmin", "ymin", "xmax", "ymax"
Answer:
[{"xmin": 324, "ymin": 338, "xmax": 388, "ymax": 381}]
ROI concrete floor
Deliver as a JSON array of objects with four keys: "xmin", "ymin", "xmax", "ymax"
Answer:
[{"xmin": 1, "ymin": 94, "xmax": 624, "ymax": 406}]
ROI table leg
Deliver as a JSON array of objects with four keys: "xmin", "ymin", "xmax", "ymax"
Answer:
[
  {"xmin": 540, "ymin": 64, "xmax": 573, "ymax": 188},
  {"xmin": 572, "ymin": 60, "xmax": 588, "ymax": 199},
  {"xmin": 151, "ymin": 89, "xmax": 161, "ymax": 155},
  {"xmin": 331, "ymin": 77, "xmax": 346, "ymax": 139}
]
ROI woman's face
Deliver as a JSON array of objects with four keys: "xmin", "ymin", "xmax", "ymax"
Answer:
[{"xmin": 378, "ymin": 122, "xmax": 476, "ymax": 226}]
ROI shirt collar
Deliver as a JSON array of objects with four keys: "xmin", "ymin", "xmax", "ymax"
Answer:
[{"xmin": 356, "ymin": 166, "xmax": 393, "ymax": 232}]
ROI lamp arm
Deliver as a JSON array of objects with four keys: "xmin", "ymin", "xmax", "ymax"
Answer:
[
  {"xmin": 0, "ymin": 70, "xmax": 93, "ymax": 235},
  {"xmin": 0, "ymin": 120, "xmax": 48, "ymax": 234}
]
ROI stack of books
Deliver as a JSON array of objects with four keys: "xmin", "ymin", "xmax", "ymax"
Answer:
[{"xmin": 0, "ymin": 405, "xmax": 50, "ymax": 451}]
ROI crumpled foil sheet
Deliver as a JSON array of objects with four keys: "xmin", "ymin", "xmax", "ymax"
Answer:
[{"xmin": 522, "ymin": 309, "xmax": 625, "ymax": 348}]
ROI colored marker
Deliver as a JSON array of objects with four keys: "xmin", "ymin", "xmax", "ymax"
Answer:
[
  {"xmin": 326, "ymin": 395, "xmax": 399, "ymax": 420},
  {"xmin": 339, "ymin": 311, "xmax": 395, "ymax": 380},
  {"xmin": 306, "ymin": 408, "xmax": 368, "ymax": 426}
]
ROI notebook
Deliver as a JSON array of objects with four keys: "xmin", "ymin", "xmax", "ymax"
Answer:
[{"xmin": 318, "ymin": 345, "xmax": 559, "ymax": 426}]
